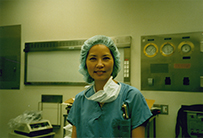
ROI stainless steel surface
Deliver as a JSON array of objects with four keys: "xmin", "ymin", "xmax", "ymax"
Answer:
[{"xmin": 141, "ymin": 32, "xmax": 203, "ymax": 92}]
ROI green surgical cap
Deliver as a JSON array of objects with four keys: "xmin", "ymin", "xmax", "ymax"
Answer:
[{"xmin": 79, "ymin": 35, "xmax": 121, "ymax": 83}]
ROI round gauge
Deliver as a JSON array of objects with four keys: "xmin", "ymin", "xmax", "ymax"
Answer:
[
  {"xmin": 181, "ymin": 44, "xmax": 191, "ymax": 53},
  {"xmin": 144, "ymin": 43, "xmax": 158, "ymax": 57},
  {"xmin": 178, "ymin": 41, "xmax": 194, "ymax": 55},
  {"xmin": 160, "ymin": 42, "xmax": 175, "ymax": 56}
]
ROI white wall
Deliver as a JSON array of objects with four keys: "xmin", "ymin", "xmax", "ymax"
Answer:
[{"xmin": 0, "ymin": 0, "xmax": 203, "ymax": 138}]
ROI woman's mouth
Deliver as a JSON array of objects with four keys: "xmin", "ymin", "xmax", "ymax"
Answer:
[{"xmin": 94, "ymin": 71, "xmax": 105, "ymax": 75}]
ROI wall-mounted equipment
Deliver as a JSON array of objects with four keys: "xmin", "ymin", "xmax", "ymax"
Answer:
[
  {"xmin": 141, "ymin": 32, "xmax": 203, "ymax": 92},
  {"xmin": 24, "ymin": 36, "xmax": 131, "ymax": 86}
]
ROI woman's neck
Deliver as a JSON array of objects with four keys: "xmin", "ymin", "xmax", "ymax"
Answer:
[{"xmin": 94, "ymin": 80, "xmax": 106, "ymax": 92}]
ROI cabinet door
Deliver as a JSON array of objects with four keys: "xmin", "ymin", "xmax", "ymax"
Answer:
[{"xmin": 41, "ymin": 103, "xmax": 61, "ymax": 126}]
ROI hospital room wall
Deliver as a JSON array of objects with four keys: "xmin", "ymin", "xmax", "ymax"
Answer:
[{"xmin": 0, "ymin": 0, "xmax": 203, "ymax": 138}]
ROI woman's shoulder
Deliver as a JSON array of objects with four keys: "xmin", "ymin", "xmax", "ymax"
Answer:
[
  {"xmin": 75, "ymin": 90, "xmax": 85, "ymax": 99},
  {"xmin": 74, "ymin": 86, "xmax": 93, "ymax": 100},
  {"xmin": 119, "ymin": 83, "xmax": 147, "ymax": 108},
  {"xmin": 119, "ymin": 82, "xmax": 144, "ymax": 101},
  {"xmin": 120, "ymin": 83, "xmax": 141, "ymax": 94}
]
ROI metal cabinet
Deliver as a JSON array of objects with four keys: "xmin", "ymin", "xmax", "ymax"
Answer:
[{"xmin": 39, "ymin": 95, "xmax": 63, "ymax": 127}]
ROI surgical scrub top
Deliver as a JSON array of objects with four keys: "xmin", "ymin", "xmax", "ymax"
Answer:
[{"xmin": 67, "ymin": 82, "xmax": 152, "ymax": 138}]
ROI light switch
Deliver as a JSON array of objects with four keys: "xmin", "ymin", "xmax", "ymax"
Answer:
[
  {"xmin": 148, "ymin": 78, "xmax": 154, "ymax": 86},
  {"xmin": 200, "ymin": 76, "xmax": 203, "ymax": 87}
]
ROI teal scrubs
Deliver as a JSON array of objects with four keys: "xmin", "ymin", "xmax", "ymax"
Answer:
[{"xmin": 67, "ymin": 83, "xmax": 152, "ymax": 137}]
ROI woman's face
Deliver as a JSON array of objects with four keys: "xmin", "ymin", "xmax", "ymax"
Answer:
[{"xmin": 86, "ymin": 44, "xmax": 114, "ymax": 83}]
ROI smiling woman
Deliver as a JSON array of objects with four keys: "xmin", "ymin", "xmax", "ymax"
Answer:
[
  {"xmin": 67, "ymin": 35, "xmax": 152, "ymax": 138},
  {"xmin": 79, "ymin": 35, "xmax": 121, "ymax": 84},
  {"xmin": 86, "ymin": 44, "xmax": 114, "ymax": 90}
]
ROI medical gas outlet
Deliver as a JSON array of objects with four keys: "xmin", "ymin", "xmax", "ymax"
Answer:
[{"xmin": 141, "ymin": 31, "xmax": 203, "ymax": 92}]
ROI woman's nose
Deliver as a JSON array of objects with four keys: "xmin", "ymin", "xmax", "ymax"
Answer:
[{"xmin": 96, "ymin": 59, "xmax": 104, "ymax": 68}]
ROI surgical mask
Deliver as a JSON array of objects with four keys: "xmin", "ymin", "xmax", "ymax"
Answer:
[{"xmin": 84, "ymin": 76, "xmax": 121, "ymax": 103}]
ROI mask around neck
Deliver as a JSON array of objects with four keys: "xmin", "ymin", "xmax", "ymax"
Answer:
[{"xmin": 84, "ymin": 76, "xmax": 121, "ymax": 103}]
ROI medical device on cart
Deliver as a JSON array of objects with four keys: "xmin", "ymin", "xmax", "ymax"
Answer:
[{"xmin": 9, "ymin": 120, "xmax": 55, "ymax": 138}]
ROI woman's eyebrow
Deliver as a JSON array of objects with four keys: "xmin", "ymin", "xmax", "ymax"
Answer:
[
  {"xmin": 88, "ymin": 54, "xmax": 111, "ymax": 57},
  {"xmin": 103, "ymin": 54, "xmax": 111, "ymax": 57},
  {"xmin": 89, "ymin": 54, "xmax": 97, "ymax": 57}
]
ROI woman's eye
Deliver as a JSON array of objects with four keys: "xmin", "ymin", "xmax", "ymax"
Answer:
[
  {"xmin": 89, "ymin": 57, "xmax": 96, "ymax": 61},
  {"xmin": 103, "ymin": 57, "xmax": 110, "ymax": 60}
]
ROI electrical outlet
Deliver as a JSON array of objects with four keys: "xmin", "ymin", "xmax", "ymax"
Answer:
[
  {"xmin": 161, "ymin": 105, "xmax": 168, "ymax": 115},
  {"xmin": 152, "ymin": 104, "xmax": 169, "ymax": 115}
]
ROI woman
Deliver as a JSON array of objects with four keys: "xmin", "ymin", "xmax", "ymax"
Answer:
[{"xmin": 67, "ymin": 35, "xmax": 152, "ymax": 138}]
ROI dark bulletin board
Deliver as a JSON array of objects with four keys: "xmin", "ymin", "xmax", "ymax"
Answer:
[{"xmin": 0, "ymin": 25, "xmax": 21, "ymax": 89}]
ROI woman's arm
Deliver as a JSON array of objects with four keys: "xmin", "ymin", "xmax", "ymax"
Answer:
[
  {"xmin": 132, "ymin": 125, "xmax": 145, "ymax": 138},
  {"xmin": 71, "ymin": 125, "xmax": 77, "ymax": 138}
]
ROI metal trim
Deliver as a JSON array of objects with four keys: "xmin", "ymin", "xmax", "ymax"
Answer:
[{"xmin": 24, "ymin": 36, "xmax": 131, "ymax": 52}]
